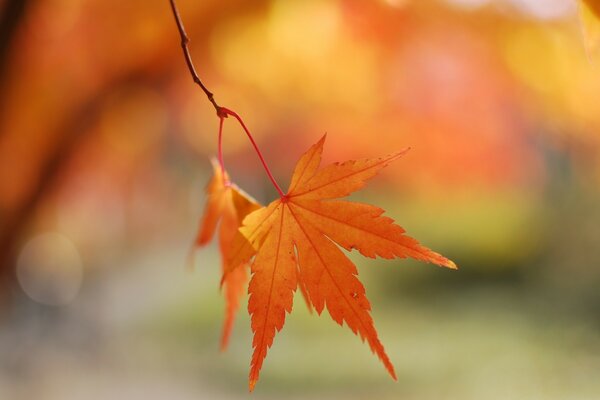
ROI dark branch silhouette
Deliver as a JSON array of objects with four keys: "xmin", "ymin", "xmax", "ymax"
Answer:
[{"xmin": 168, "ymin": 0, "xmax": 223, "ymax": 115}]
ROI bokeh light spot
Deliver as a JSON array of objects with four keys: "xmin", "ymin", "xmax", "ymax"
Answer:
[{"xmin": 17, "ymin": 233, "xmax": 84, "ymax": 306}]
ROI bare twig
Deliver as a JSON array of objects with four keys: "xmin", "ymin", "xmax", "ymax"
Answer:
[{"xmin": 168, "ymin": 0, "xmax": 223, "ymax": 115}]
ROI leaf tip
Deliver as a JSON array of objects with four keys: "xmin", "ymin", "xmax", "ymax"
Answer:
[
  {"xmin": 396, "ymin": 147, "xmax": 411, "ymax": 158},
  {"xmin": 219, "ymin": 336, "xmax": 229, "ymax": 353},
  {"xmin": 382, "ymin": 353, "xmax": 397, "ymax": 381},
  {"xmin": 446, "ymin": 259, "xmax": 458, "ymax": 270},
  {"xmin": 433, "ymin": 254, "xmax": 458, "ymax": 270},
  {"xmin": 385, "ymin": 147, "xmax": 411, "ymax": 165},
  {"xmin": 209, "ymin": 156, "xmax": 220, "ymax": 170},
  {"xmin": 316, "ymin": 133, "xmax": 327, "ymax": 149},
  {"xmin": 249, "ymin": 379, "xmax": 257, "ymax": 392}
]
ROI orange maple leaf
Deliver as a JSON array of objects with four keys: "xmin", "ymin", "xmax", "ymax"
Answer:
[
  {"xmin": 223, "ymin": 135, "xmax": 456, "ymax": 391},
  {"xmin": 193, "ymin": 160, "xmax": 261, "ymax": 350}
]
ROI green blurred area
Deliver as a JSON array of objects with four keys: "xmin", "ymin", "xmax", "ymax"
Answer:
[{"xmin": 1, "ymin": 0, "xmax": 600, "ymax": 398}]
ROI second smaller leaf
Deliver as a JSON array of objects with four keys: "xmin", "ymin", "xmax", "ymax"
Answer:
[{"xmin": 193, "ymin": 160, "xmax": 260, "ymax": 350}]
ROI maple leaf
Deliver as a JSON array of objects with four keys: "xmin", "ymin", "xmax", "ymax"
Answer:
[
  {"xmin": 223, "ymin": 135, "xmax": 456, "ymax": 391},
  {"xmin": 193, "ymin": 159, "xmax": 261, "ymax": 350}
]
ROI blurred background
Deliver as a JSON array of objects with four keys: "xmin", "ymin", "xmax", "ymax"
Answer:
[{"xmin": 1, "ymin": 0, "xmax": 600, "ymax": 398}]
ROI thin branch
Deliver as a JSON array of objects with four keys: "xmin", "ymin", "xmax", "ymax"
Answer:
[{"xmin": 168, "ymin": 0, "xmax": 222, "ymax": 115}]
